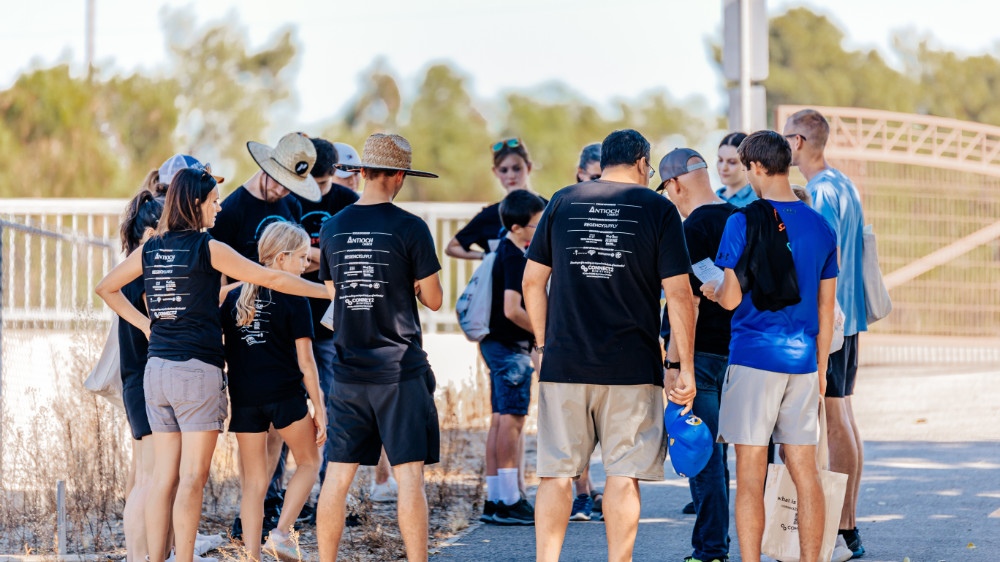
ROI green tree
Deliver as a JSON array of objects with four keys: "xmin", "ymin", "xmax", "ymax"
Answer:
[
  {"xmin": 400, "ymin": 64, "xmax": 493, "ymax": 202},
  {"xmin": 161, "ymin": 8, "xmax": 297, "ymax": 188}
]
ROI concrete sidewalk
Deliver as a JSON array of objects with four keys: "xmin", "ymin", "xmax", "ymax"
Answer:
[{"xmin": 433, "ymin": 365, "xmax": 1000, "ymax": 561}]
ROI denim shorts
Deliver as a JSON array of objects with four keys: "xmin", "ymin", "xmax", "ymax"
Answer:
[{"xmin": 479, "ymin": 338, "xmax": 533, "ymax": 415}]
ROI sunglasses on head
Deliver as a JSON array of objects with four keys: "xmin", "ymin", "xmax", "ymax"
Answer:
[{"xmin": 491, "ymin": 138, "xmax": 521, "ymax": 152}]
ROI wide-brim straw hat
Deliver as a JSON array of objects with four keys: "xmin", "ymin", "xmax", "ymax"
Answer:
[
  {"xmin": 247, "ymin": 133, "xmax": 322, "ymax": 202},
  {"xmin": 334, "ymin": 133, "xmax": 438, "ymax": 178}
]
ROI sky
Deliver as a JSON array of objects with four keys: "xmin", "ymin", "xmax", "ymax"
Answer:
[{"xmin": 2, "ymin": 0, "xmax": 998, "ymax": 131}]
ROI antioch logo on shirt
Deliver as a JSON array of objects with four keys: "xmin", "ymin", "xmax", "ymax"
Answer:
[
  {"xmin": 566, "ymin": 201, "xmax": 639, "ymax": 280},
  {"xmin": 333, "ymin": 231, "xmax": 392, "ymax": 311}
]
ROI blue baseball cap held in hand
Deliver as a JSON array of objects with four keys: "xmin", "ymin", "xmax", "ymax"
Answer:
[{"xmin": 664, "ymin": 402, "xmax": 714, "ymax": 478}]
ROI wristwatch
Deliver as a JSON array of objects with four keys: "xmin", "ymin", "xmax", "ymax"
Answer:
[
  {"xmin": 664, "ymin": 360, "xmax": 681, "ymax": 370},
  {"xmin": 535, "ymin": 345, "xmax": 545, "ymax": 353}
]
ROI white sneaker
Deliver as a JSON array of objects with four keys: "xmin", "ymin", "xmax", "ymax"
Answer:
[
  {"xmin": 264, "ymin": 530, "xmax": 303, "ymax": 562},
  {"xmin": 370, "ymin": 477, "xmax": 398, "ymax": 503},
  {"xmin": 194, "ymin": 533, "xmax": 224, "ymax": 556},
  {"xmin": 831, "ymin": 534, "xmax": 854, "ymax": 562}
]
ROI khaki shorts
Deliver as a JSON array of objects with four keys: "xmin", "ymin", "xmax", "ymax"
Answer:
[
  {"xmin": 144, "ymin": 357, "xmax": 228, "ymax": 433},
  {"xmin": 536, "ymin": 382, "xmax": 665, "ymax": 481},
  {"xmin": 717, "ymin": 364, "xmax": 819, "ymax": 446}
]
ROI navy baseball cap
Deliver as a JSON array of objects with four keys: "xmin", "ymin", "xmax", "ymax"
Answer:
[
  {"xmin": 657, "ymin": 148, "xmax": 708, "ymax": 191},
  {"xmin": 664, "ymin": 404, "xmax": 714, "ymax": 478}
]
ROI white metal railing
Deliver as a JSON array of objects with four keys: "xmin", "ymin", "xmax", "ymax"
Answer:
[{"xmin": 0, "ymin": 198, "xmax": 489, "ymax": 330}]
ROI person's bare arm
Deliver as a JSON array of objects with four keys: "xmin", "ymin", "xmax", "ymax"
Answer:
[
  {"xmin": 415, "ymin": 273, "xmax": 443, "ymax": 311},
  {"xmin": 95, "ymin": 249, "xmax": 150, "ymax": 338},
  {"xmin": 445, "ymin": 237, "xmax": 485, "ymax": 260},
  {"xmin": 700, "ymin": 268, "xmax": 742, "ymax": 311},
  {"xmin": 816, "ymin": 277, "xmax": 837, "ymax": 398},
  {"xmin": 503, "ymin": 290, "xmax": 532, "ymax": 332},
  {"xmin": 522, "ymin": 261, "xmax": 552, "ymax": 350},
  {"xmin": 295, "ymin": 338, "xmax": 327, "ymax": 446},
  {"xmin": 663, "ymin": 274, "xmax": 697, "ymax": 414},
  {"xmin": 664, "ymin": 295, "xmax": 700, "ymax": 389},
  {"xmin": 219, "ymin": 281, "xmax": 242, "ymax": 306},
  {"xmin": 304, "ymin": 247, "xmax": 321, "ymax": 274},
  {"xmin": 208, "ymin": 240, "xmax": 329, "ymax": 299}
]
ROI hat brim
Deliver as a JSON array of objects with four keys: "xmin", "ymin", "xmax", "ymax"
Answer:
[
  {"xmin": 247, "ymin": 141, "xmax": 322, "ymax": 202},
  {"xmin": 334, "ymin": 163, "xmax": 439, "ymax": 179}
]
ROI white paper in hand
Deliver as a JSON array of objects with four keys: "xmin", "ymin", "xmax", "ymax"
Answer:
[
  {"xmin": 691, "ymin": 258, "xmax": 725, "ymax": 285},
  {"xmin": 320, "ymin": 302, "xmax": 334, "ymax": 332}
]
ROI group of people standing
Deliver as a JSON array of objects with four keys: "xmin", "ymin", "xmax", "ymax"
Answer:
[{"xmin": 96, "ymin": 106, "xmax": 868, "ymax": 562}]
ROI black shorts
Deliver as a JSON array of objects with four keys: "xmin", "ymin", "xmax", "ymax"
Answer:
[
  {"xmin": 122, "ymin": 384, "xmax": 152, "ymax": 440},
  {"xmin": 826, "ymin": 334, "xmax": 859, "ymax": 398},
  {"xmin": 229, "ymin": 394, "xmax": 309, "ymax": 433},
  {"xmin": 324, "ymin": 370, "xmax": 440, "ymax": 467}
]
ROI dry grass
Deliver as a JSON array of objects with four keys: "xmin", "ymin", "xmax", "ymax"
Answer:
[{"xmin": 0, "ymin": 321, "xmax": 493, "ymax": 560}]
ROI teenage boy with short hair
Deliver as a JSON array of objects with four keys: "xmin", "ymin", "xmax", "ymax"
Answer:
[
  {"xmin": 480, "ymin": 189, "xmax": 546, "ymax": 526},
  {"xmin": 523, "ymin": 129, "xmax": 696, "ymax": 562},
  {"xmin": 315, "ymin": 133, "xmax": 443, "ymax": 562},
  {"xmin": 701, "ymin": 130, "xmax": 838, "ymax": 562}
]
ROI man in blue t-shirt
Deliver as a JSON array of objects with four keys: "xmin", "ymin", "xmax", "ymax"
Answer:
[
  {"xmin": 701, "ymin": 130, "xmax": 838, "ymax": 562},
  {"xmin": 315, "ymin": 133, "xmax": 443, "ymax": 562},
  {"xmin": 523, "ymin": 129, "xmax": 696, "ymax": 562},
  {"xmin": 785, "ymin": 108, "xmax": 868, "ymax": 558}
]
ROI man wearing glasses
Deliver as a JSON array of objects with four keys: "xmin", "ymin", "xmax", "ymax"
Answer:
[
  {"xmin": 522, "ymin": 129, "xmax": 696, "ymax": 562},
  {"xmin": 785, "ymin": 109, "xmax": 868, "ymax": 559}
]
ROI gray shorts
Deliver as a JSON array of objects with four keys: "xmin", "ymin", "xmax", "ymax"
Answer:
[
  {"xmin": 536, "ymin": 382, "xmax": 665, "ymax": 481},
  {"xmin": 717, "ymin": 364, "xmax": 819, "ymax": 446},
  {"xmin": 143, "ymin": 357, "xmax": 228, "ymax": 433}
]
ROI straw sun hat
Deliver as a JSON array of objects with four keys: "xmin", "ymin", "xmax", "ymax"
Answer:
[
  {"xmin": 334, "ymin": 133, "xmax": 438, "ymax": 178},
  {"xmin": 247, "ymin": 132, "xmax": 322, "ymax": 202}
]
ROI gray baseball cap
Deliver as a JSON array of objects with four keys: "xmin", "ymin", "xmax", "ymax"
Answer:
[
  {"xmin": 333, "ymin": 142, "xmax": 360, "ymax": 179},
  {"xmin": 657, "ymin": 148, "xmax": 708, "ymax": 190}
]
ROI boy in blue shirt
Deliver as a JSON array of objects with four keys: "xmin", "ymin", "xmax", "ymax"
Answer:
[
  {"xmin": 701, "ymin": 130, "xmax": 838, "ymax": 562},
  {"xmin": 480, "ymin": 189, "xmax": 546, "ymax": 526}
]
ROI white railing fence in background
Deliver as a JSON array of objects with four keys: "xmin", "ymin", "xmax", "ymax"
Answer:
[{"xmin": 0, "ymin": 198, "xmax": 487, "ymax": 331}]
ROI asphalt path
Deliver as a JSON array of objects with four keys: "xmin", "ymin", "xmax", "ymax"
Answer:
[{"xmin": 434, "ymin": 365, "xmax": 1000, "ymax": 561}]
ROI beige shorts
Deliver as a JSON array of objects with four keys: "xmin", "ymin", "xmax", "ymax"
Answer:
[
  {"xmin": 536, "ymin": 382, "xmax": 666, "ymax": 481},
  {"xmin": 717, "ymin": 364, "xmax": 819, "ymax": 446},
  {"xmin": 144, "ymin": 357, "xmax": 228, "ymax": 433}
]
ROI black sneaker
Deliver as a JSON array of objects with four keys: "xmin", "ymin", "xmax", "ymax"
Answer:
[
  {"xmin": 230, "ymin": 516, "xmax": 243, "ymax": 542},
  {"xmin": 682, "ymin": 501, "xmax": 696, "ymax": 514},
  {"xmin": 297, "ymin": 503, "xmax": 316, "ymax": 525},
  {"xmin": 839, "ymin": 527, "xmax": 865, "ymax": 558},
  {"xmin": 479, "ymin": 500, "xmax": 497, "ymax": 523},
  {"xmin": 345, "ymin": 512, "xmax": 362, "ymax": 528},
  {"xmin": 493, "ymin": 499, "xmax": 534, "ymax": 526}
]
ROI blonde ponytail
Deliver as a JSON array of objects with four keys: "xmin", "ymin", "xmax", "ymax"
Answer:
[{"xmin": 235, "ymin": 221, "xmax": 310, "ymax": 326}]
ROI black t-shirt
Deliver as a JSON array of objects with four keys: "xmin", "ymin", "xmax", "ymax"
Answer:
[
  {"xmin": 142, "ymin": 231, "xmax": 224, "ymax": 368},
  {"xmin": 221, "ymin": 286, "xmax": 315, "ymax": 406},
  {"xmin": 118, "ymin": 277, "xmax": 148, "ymax": 390},
  {"xmin": 208, "ymin": 186, "xmax": 303, "ymax": 262},
  {"xmin": 297, "ymin": 185, "xmax": 360, "ymax": 340},
  {"xmin": 454, "ymin": 202, "xmax": 503, "ymax": 253},
  {"xmin": 525, "ymin": 180, "xmax": 690, "ymax": 386},
  {"xmin": 660, "ymin": 202, "xmax": 736, "ymax": 357},
  {"xmin": 487, "ymin": 237, "xmax": 533, "ymax": 344},
  {"xmin": 318, "ymin": 203, "xmax": 442, "ymax": 384}
]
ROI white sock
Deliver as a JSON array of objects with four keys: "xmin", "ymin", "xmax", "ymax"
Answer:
[
  {"xmin": 498, "ymin": 468, "xmax": 520, "ymax": 505},
  {"xmin": 486, "ymin": 475, "xmax": 500, "ymax": 502}
]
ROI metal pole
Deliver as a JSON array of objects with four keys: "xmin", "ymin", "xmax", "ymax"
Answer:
[
  {"xmin": 740, "ymin": 0, "xmax": 752, "ymax": 132},
  {"xmin": 57, "ymin": 479, "xmax": 67, "ymax": 555},
  {"xmin": 85, "ymin": 0, "xmax": 95, "ymax": 81}
]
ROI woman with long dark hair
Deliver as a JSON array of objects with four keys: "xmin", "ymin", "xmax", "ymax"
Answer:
[{"xmin": 96, "ymin": 168, "xmax": 328, "ymax": 562}]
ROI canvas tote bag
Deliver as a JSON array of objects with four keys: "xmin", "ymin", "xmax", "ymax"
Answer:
[
  {"xmin": 862, "ymin": 224, "xmax": 892, "ymax": 324},
  {"xmin": 761, "ymin": 402, "xmax": 848, "ymax": 562},
  {"xmin": 84, "ymin": 315, "xmax": 124, "ymax": 409}
]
